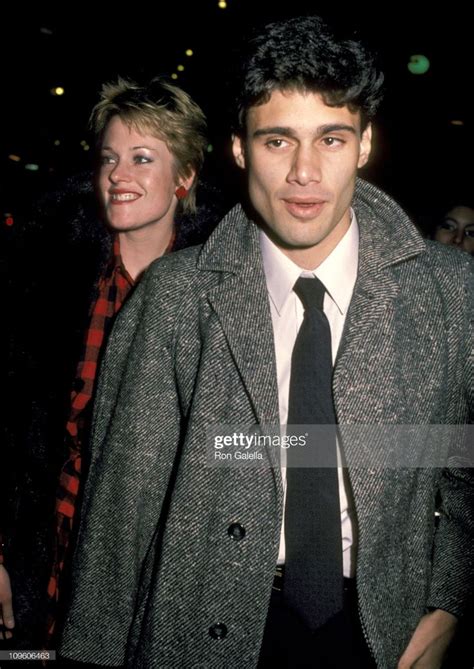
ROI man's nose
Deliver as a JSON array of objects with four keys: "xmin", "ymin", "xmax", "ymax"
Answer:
[{"xmin": 287, "ymin": 146, "xmax": 322, "ymax": 186}]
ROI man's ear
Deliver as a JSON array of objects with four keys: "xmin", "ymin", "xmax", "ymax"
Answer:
[
  {"xmin": 232, "ymin": 134, "xmax": 246, "ymax": 169},
  {"xmin": 357, "ymin": 123, "xmax": 372, "ymax": 169}
]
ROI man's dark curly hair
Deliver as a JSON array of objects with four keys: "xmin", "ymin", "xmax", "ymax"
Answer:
[{"xmin": 233, "ymin": 16, "xmax": 384, "ymax": 134}]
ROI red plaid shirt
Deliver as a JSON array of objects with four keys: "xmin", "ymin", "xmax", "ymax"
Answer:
[{"xmin": 46, "ymin": 236, "xmax": 135, "ymax": 641}]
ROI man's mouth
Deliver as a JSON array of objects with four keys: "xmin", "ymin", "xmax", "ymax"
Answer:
[{"xmin": 282, "ymin": 198, "xmax": 327, "ymax": 219}]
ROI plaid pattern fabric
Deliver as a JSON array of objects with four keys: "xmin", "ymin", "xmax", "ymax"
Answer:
[{"xmin": 46, "ymin": 236, "xmax": 135, "ymax": 642}]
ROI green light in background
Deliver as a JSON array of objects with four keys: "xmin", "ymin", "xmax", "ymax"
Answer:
[{"xmin": 408, "ymin": 54, "xmax": 430, "ymax": 75}]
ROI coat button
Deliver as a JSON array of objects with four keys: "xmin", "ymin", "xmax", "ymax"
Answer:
[
  {"xmin": 209, "ymin": 623, "xmax": 228, "ymax": 640},
  {"xmin": 227, "ymin": 523, "xmax": 246, "ymax": 541}
]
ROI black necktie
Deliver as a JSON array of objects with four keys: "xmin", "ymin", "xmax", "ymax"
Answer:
[{"xmin": 284, "ymin": 276, "xmax": 343, "ymax": 630}]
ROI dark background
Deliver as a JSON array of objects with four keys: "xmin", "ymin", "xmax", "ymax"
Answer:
[{"xmin": 1, "ymin": 2, "xmax": 471, "ymax": 232}]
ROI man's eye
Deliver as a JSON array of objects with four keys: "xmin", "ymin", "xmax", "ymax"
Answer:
[
  {"xmin": 322, "ymin": 136, "xmax": 344, "ymax": 147},
  {"xmin": 464, "ymin": 227, "xmax": 474, "ymax": 239},
  {"xmin": 265, "ymin": 138, "xmax": 287, "ymax": 149}
]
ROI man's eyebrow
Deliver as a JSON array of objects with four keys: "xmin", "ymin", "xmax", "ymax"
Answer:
[
  {"xmin": 253, "ymin": 126, "xmax": 297, "ymax": 139},
  {"xmin": 252, "ymin": 123, "xmax": 358, "ymax": 139},
  {"xmin": 317, "ymin": 123, "xmax": 358, "ymax": 136}
]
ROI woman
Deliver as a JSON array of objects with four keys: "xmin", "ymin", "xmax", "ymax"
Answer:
[
  {"xmin": 1, "ymin": 76, "xmax": 215, "ymax": 649},
  {"xmin": 433, "ymin": 203, "xmax": 474, "ymax": 255}
]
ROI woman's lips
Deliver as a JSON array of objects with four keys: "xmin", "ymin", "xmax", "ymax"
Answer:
[{"xmin": 109, "ymin": 191, "xmax": 141, "ymax": 205}]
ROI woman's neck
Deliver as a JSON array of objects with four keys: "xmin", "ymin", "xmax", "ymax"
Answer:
[{"xmin": 118, "ymin": 219, "xmax": 175, "ymax": 281}]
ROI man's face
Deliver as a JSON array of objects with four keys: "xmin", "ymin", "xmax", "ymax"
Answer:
[{"xmin": 233, "ymin": 89, "xmax": 372, "ymax": 266}]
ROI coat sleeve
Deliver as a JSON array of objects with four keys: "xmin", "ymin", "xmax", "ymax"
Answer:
[
  {"xmin": 426, "ymin": 257, "xmax": 474, "ymax": 617},
  {"xmin": 60, "ymin": 260, "xmax": 195, "ymax": 666}
]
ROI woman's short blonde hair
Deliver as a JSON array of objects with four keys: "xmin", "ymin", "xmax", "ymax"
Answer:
[{"xmin": 90, "ymin": 77, "xmax": 207, "ymax": 213}]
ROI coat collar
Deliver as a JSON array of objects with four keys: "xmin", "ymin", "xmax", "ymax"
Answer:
[
  {"xmin": 197, "ymin": 179, "xmax": 426, "ymax": 277},
  {"xmin": 353, "ymin": 179, "xmax": 425, "ymax": 273},
  {"xmin": 196, "ymin": 202, "xmax": 260, "ymax": 275}
]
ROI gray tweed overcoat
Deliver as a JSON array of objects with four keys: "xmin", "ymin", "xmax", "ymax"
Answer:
[{"xmin": 61, "ymin": 180, "xmax": 473, "ymax": 668}]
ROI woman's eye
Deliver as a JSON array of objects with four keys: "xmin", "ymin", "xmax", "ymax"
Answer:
[
  {"xmin": 100, "ymin": 155, "xmax": 116, "ymax": 165},
  {"xmin": 439, "ymin": 220, "xmax": 457, "ymax": 232},
  {"xmin": 134, "ymin": 155, "xmax": 152, "ymax": 164}
]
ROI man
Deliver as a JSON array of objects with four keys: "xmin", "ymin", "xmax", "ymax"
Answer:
[{"xmin": 61, "ymin": 16, "xmax": 473, "ymax": 668}]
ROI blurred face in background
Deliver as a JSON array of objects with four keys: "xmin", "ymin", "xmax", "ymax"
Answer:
[{"xmin": 434, "ymin": 205, "xmax": 474, "ymax": 255}]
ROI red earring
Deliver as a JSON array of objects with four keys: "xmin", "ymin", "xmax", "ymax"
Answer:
[{"xmin": 175, "ymin": 185, "xmax": 188, "ymax": 199}]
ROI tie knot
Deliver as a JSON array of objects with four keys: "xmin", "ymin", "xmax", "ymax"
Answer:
[{"xmin": 293, "ymin": 276, "xmax": 326, "ymax": 312}]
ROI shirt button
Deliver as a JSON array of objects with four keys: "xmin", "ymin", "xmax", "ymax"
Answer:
[
  {"xmin": 209, "ymin": 623, "xmax": 228, "ymax": 640},
  {"xmin": 227, "ymin": 523, "xmax": 246, "ymax": 541}
]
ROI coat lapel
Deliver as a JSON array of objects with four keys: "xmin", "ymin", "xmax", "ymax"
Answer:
[
  {"xmin": 333, "ymin": 180, "xmax": 428, "ymax": 477},
  {"xmin": 333, "ymin": 247, "xmax": 401, "ymax": 425},
  {"xmin": 334, "ymin": 180, "xmax": 426, "ymax": 420},
  {"xmin": 198, "ymin": 205, "xmax": 281, "ymax": 467}
]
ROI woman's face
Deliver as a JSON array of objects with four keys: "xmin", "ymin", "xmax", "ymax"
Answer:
[
  {"xmin": 434, "ymin": 205, "xmax": 474, "ymax": 255},
  {"xmin": 98, "ymin": 116, "xmax": 191, "ymax": 234}
]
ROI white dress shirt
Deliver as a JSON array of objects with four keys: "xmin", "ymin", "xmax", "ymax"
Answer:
[{"xmin": 260, "ymin": 214, "xmax": 359, "ymax": 577}]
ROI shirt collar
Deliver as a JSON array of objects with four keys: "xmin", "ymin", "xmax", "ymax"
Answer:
[
  {"xmin": 104, "ymin": 234, "xmax": 135, "ymax": 287},
  {"xmin": 260, "ymin": 211, "xmax": 359, "ymax": 316}
]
